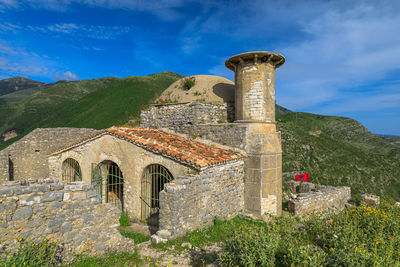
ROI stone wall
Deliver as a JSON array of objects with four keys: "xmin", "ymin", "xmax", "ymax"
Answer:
[
  {"xmin": 288, "ymin": 184, "xmax": 351, "ymax": 217},
  {"xmin": 157, "ymin": 160, "xmax": 244, "ymax": 239},
  {"xmin": 0, "ymin": 180, "xmax": 133, "ymax": 260},
  {"xmin": 140, "ymin": 102, "xmax": 234, "ymax": 133},
  {"xmin": 140, "ymin": 102, "xmax": 283, "ymax": 218},
  {"xmin": 0, "ymin": 128, "xmax": 100, "ymax": 182}
]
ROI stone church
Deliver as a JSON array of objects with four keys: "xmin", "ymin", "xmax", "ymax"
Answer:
[{"xmin": 0, "ymin": 51, "xmax": 285, "ymax": 239}]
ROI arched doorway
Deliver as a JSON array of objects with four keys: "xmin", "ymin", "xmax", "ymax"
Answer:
[
  {"xmin": 140, "ymin": 164, "xmax": 174, "ymax": 227},
  {"xmin": 90, "ymin": 161, "xmax": 124, "ymax": 210},
  {"xmin": 105, "ymin": 162, "xmax": 124, "ymax": 211},
  {"xmin": 62, "ymin": 158, "xmax": 82, "ymax": 182}
]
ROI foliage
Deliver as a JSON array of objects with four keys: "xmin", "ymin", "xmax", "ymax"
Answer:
[
  {"xmin": 219, "ymin": 201, "xmax": 400, "ymax": 266},
  {"xmin": 180, "ymin": 76, "xmax": 195, "ymax": 91},
  {"xmin": 119, "ymin": 210, "xmax": 131, "ymax": 227},
  {"xmin": 0, "ymin": 238, "xmax": 60, "ymax": 267},
  {"xmin": 67, "ymin": 250, "xmax": 142, "ymax": 267},
  {"xmin": 277, "ymin": 112, "xmax": 400, "ymax": 200}
]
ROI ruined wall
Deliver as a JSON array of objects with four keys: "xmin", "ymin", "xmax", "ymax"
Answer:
[
  {"xmin": 158, "ymin": 160, "xmax": 244, "ymax": 239},
  {"xmin": 140, "ymin": 102, "xmax": 234, "ymax": 132},
  {"xmin": 48, "ymin": 134, "xmax": 192, "ymax": 220},
  {"xmin": 140, "ymin": 103, "xmax": 282, "ymax": 217},
  {"xmin": 0, "ymin": 128, "xmax": 100, "ymax": 182},
  {"xmin": 0, "ymin": 180, "xmax": 133, "ymax": 259},
  {"xmin": 288, "ymin": 185, "xmax": 351, "ymax": 217}
]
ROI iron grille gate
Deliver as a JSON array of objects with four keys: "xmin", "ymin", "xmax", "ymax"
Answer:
[
  {"xmin": 140, "ymin": 164, "xmax": 173, "ymax": 227},
  {"xmin": 91, "ymin": 162, "xmax": 124, "ymax": 211},
  {"xmin": 106, "ymin": 163, "xmax": 124, "ymax": 211},
  {"xmin": 62, "ymin": 158, "xmax": 82, "ymax": 182},
  {"xmin": 91, "ymin": 163, "xmax": 103, "ymax": 200}
]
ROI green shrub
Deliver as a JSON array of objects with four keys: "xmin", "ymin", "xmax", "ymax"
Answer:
[
  {"xmin": 219, "ymin": 225, "xmax": 280, "ymax": 266},
  {"xmin": 0, "ymin": 238, "xmax": 59, "ymax": 267},
  {"xmin": 180, "ymin": 76, "xmax": 195, "ymax": 91},
  {"xmin": 219, "ymin": 202, "xmax": 400, "ymax": 266},
  {"xmin": 119, "ymin": 230, "xmax": 150, "ymax": 244},
  {"xmin": 119, "ymin": 210, "xmax": 131, "ymax": 227}
]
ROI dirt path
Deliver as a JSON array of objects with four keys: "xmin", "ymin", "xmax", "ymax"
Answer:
[{"xmin": 136, "ymin": 241, "xmax": 221, "ymax": 267}]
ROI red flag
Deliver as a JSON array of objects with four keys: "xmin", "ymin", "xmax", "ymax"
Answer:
[{"xmin": 295, "ymin": 171, "xmax": 309, "ymax": 182}]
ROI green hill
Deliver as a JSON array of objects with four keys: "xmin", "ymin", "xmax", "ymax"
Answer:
[
  {"xmin": 277, "ymin": 112, "xmax": 400, "ymax": 200},
  {"xmin": 0, "ymin": 77, "xmax": 45, "ymax": 96},
  {"xmin": 0, "ymin": 72, "xmax": 182, "ymax": 149}
]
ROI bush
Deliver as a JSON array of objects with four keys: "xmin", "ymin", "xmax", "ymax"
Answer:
[
  {"xmin": 119, "ymin": 210, "xmax": 131, "ymax": 227},
  {"xmin": 180, "ymin": 76, "xmax": 195, "ymax": 90},
  {"xmin": 219, "ymin": 225, "xmax": 280, "ymax": 266},
  {"xmin": 0, "ymin": 238, "xmax": 60, "ymax": 267},
  {"xmin": 219, "ymin": 202, "xmax": 400, "ymax": 266}
]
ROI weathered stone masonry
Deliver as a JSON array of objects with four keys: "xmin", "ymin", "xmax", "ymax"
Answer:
[
  {"xmin": 0, "ymin": 128, "xmax": 100, "ymax": 182},
  {"xmin": 158, "ymin": 160, "xmax": 244, "ymax": 239},
  {"xmin": 0, "ymin": 180, "xmax": 133, "ymax": 258},
  {"xmin": 288, "ymin": 184, "xmax": 351, "ymax": 217}
]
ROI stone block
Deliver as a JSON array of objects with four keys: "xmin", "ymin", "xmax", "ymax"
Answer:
[
  {"xmin": 42, "ymin": 192, "xmax": 64, "ymax": 202},
  {"xmin": 299, "ymin": 182, "xmax": 315, "ymax": 193},
  {"xmin": 360, "ymin": 194, "xmax": 380, "ymax": 208},
  {"xmin": 262, "ymin": 169, "xmax": 277, "ymax": 183},
  {"xmin": 14, "ymin": 186, "xmax": 33, "ymax": 195},
  {"xmin": 261, "ymin": 182, "xmax": 278, "ymax": 198},
  {"xmin": 72, "ymin": 191, "xmax": 87, "ymax": 200},
  {"xmin": 0, "ymin": 188, "xmax": 13, "ymax": 197},
  {"xmin": 19, "ymin": 195, "xmax": 41, "ymax": 206},
  {"xmin": 13, "ymin": 206, "xmax": 33, "ymax": 220},
  {"xmin": 287, "ymin": 180, "xmax": 300, "ymax": 193}
]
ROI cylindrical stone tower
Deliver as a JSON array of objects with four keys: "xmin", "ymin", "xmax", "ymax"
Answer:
[{"xmin": 226, "ymin": 51, "xmax": 285, "ymax": 218}]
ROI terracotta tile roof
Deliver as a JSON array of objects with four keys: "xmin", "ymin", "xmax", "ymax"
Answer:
[{"xmin": 50, "ymin": 127, "xmax": 244, "ymax": 169}]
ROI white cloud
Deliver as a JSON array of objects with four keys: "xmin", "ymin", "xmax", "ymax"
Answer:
[
  {"xmin": 56, "ymin": 70, "xmax": 78, "ymax": 81},
  {"xmin": 27, "ymin": 23, "xmax": 135, "ymax": 40}
]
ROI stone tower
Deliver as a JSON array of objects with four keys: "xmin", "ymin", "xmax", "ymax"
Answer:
[{"xmin": 226, "ymin": 51, "xmax": 285, "ymax": 217}]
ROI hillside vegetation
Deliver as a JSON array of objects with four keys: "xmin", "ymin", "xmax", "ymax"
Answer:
[
  {"xmin": 0, "ymin": 72, "xmax": 182, "ymax": 149},
  {"xmin": 277, "ymin": 112, "xmax": 400, "ymax": 200}
]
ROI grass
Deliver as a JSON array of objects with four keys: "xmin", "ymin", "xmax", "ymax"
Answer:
[
  {"xmin": 119, "ymin": 229, "xmax": 150, "ymax": 244},
  {"xmin": 66, "ymin": 251, "xmax": 142, "ymax": 267},
  {"xmin": 153, "ymin": 216, "xmax": 265, "ymax": 252}
]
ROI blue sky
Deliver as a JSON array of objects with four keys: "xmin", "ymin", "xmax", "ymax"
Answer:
[{"xmin": 0, "ymin": 0, "xmax": 399, "ymax": 135}]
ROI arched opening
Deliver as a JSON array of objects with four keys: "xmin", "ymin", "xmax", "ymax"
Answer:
[
  {"xmin": 8, "ymin": 155, "xmax": 14, "ymax": 181},
  {"xmin": 62, "ymin": 158, "xmax": 82, "ymax": 182},
  {"xmin": 140, "ymin": 164, "xmax": 174, "ymax": 227},
  {"xmin": 105, "ymin": 161, "xmax": 124, "ymax": 211}
]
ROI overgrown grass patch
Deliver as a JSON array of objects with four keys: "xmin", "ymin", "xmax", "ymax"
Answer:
[
  {"xmin": 119, "ymin": 229, "xmax": 150, "ymax": 244},
  {"xmin": 66, "ymin": 250, "xmax": 142, "ymax": 267},
  {"xmin": 154, "ymin": 216, "xmax": 265, "ymax": 252},
  {"xmin": 220, "ymin": 201, "xmax": 400, "ymax": 266}
]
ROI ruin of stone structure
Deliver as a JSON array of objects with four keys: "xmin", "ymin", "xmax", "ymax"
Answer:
[{"xmin": 0, "ymin": 51, "xmax": 286, "ymax": 246}]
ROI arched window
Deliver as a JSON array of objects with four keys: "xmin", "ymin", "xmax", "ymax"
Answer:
[
  {"xmin": 140, "ymin": 164, "xmax": 173, "ymax": 226},
  {"xmin": 62, "ymin": 158, "xmax": 82, "ymax": 182}
]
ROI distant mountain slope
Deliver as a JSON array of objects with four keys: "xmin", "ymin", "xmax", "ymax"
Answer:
[
  {"xmin": 0, "ymin": 72, "xmax": 182, "ymax": 149},
  {"xmin": 380, "ymin": 135, "xmax": 400, "ymax": 148},
  {"xmin": 0, "ymin": 77, "xmax": 44, "ymax": 96},
  {"xmin": 277, "ymin": 112, "xmax": 400, "ymax": 200}
]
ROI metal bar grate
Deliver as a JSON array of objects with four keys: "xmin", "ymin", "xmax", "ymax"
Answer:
[
  {"xmin": 140, "ymin": 164, "xmax": 173, "ymax": 226},
  {"xmin": 105, "ymin": 163, "xmax": 124, "ymax": 211},
  {"xmin": 62, "ymin": 158, "xmax": 82, "ymax": 182}
]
